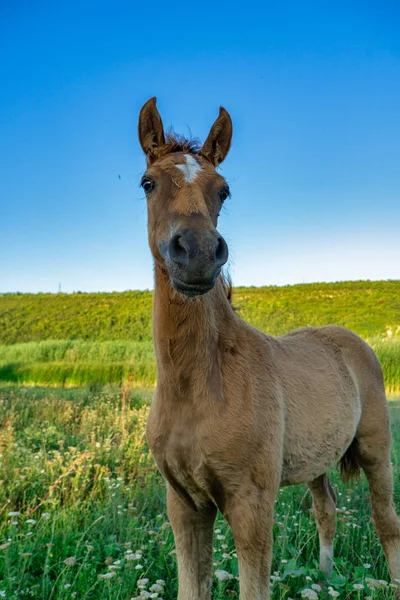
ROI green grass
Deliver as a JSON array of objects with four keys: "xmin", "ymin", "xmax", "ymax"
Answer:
[
  {"xmin": 0, "ymin": 386, "xmax": 399, "ymax": 599},
  {"xmin": 1, "ymin": 280, "xmax": 399, "ymax": 389},
  {"xmin": 1, "ymin": 280, "xmax": 400, "ymax": 344},
  {"xmin": 0, "ymin": 340, "xmax": 154, "ymax": 364},
  {"xmin": 1, "ymin": 337, "xmax": 400, "ymax": 393},
  {"xmin": 0, "ymin": 340, "xmax": 156, "ymax": 387},
  {"xmin": 370, "ymin": 339, "xmax": 400, "ymax": 395}
]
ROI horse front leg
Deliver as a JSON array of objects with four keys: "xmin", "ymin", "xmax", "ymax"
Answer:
[
  {"xmin": 167, "ymin": 484, "xmax": 217, "ymax": 600},
  {"xmin": 226, "ymin": 485, "xmax": 277, "ymax": 600}
]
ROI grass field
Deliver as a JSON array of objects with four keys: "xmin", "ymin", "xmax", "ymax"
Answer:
[
  {"xmin": 0, "ymin": 386, "xmax": 399, "ymax": 599},
  {"xmin": 0, "ymin": 340, "xmax": 156, "ymax": 387},
  {"xmin": 1, "ymin": 280, "xmax": 400, "ymax": 345},
  {"xmin": 1, "ymin": 280, "xmax": 399, "ymax": 390},
  {"xmin": 1, "ymin": 337, "xmax": 400, "ymax": 393}
]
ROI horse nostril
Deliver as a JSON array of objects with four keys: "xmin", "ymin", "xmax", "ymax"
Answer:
[
  {"xmin": 215, "ymin": 236, "xmax": 228, "ymax": 267},
  {"xmin": 169, "ymin": 234, "xmax": 189, "ymax": 265}
]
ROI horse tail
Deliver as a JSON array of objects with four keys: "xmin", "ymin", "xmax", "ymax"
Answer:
[{"xmin": 340, "ymin": 438, "xmax": 362, "ymax": 483}]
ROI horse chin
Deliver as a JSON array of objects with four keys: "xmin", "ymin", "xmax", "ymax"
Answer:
[{"xmin": 170, "ymin": 276, "xmax": 215, "ymax": 298}]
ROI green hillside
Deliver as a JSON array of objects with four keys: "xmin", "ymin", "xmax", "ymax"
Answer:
[
  {"xmin": 1, "ymin": 280, "xmax": 399, "ymax": 390},
  {"xmin": 1, "ymin": 280, "xmax": 399, "ymax": 344}
]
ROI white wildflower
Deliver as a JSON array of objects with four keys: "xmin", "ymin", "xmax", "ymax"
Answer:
[
  {"xmin": 215, "ymin": 569, "xmax": 233, "ymax": 581},
  {"xmin": 301, "ymin": 589, "xmax": 318, "ymax": 599},
  {"xmin": 0, "ymin": 542, "xmax": 11, "ymax": 550},
  {"xmin": 98, "ymin": 571, "xmax": 116, "ymax": 580},
  {"xmin": 366, "ymin": 578, "xmax": 388, "ymax": 589},
  {"xmin": 312, "ymin": 584, "xmax": 322, "ymax": 592},
  {"xmin": 353, "ymin": 583, "xmax": 364, "ymax": 590}
]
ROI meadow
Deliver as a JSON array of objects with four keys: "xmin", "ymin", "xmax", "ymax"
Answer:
[
  {"xmin": 0, "ymin": 280, "xmax": 399, "ymax": 598},
  {"xmin": 0, "ymin": 338, "xmax": 400, "ymax": 393},
  {"xmin": 2, "ymin": 281, "xmax": 400, "ymax": 345},
  {"xmin": 0, "ymin": 385, "xmax": 399, "ymax": 599},
  {"xmin": 1, "ymin": 280, "xmax": 400, "ymax": 391}
]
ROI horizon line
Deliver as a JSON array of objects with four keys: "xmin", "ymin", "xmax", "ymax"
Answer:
[{"xmin": 1, "ymin": 277, "xmax": 399, "ymax": 296}]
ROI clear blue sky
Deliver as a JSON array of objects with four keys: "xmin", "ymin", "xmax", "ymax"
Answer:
[{"xmin": 1, "ymin": 1, "xmax": 400, "ymax": 293}]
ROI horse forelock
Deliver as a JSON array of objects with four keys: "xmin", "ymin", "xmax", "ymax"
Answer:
[{"xmin": 152, "ymin": 132, "xmax": 201, "ymax": 160}]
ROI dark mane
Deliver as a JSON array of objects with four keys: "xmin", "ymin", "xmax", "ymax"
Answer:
[
  {"xmin": 153, "ymin": 131, "xmax": 201, "ymax": 159},
  {"xmin": 221, "ymin": 271, "xmax": 235, "ymax": 307}
]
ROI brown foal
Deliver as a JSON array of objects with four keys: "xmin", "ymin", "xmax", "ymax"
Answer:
[{"xmin": 138, "ymin": 97, "xmax": 400, "ymax": 599}]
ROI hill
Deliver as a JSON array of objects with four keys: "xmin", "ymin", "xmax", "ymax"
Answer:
[
  {"xmin": 1, "ymin": 280, "xmax": 399, "ymax": 390},
  {"xmin": 1, "ymin": 280, "xmax": 399, "ymax": 344}
]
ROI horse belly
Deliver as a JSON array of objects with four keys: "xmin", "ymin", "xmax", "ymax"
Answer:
[{"xmin": 280, "ymin": 393, "xmax": 361, "ymax": 486}]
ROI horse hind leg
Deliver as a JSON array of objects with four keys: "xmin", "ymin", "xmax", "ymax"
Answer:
[
  {"xmin": 308, "ymin": 474, "xmax": 337, "ymax": 577},
  {"xmin": 342, "ymin": 422, "xmax": 400, "ymax": 586},
  {"xmin": 357, "ymin": 444, "xmax": 400, "ymax": 585}
]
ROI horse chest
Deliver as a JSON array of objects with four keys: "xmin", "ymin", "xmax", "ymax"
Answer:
[{"xmin": 147, "ymin": 413, "xmax": 223, "ymax": 511}]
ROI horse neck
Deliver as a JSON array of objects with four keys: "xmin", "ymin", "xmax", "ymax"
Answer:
[{"xmin": 152, "ymin": 263, "xmax": 239, "ymax": 397}]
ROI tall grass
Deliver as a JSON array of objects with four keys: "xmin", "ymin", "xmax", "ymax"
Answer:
[
  {"xmin": 0, "ymin": 339, "xmax": 154, "ymax": 364},
  {"xmin": 0, "ymin": 386, "xmax": 399, "ymax": 598},
  {"xmin": 0, "ymin": 340, "xmax": 156, "ymax": 387},
  {"xmin": 0, "ymin": 361, "xmax": 156, "ymax": 387},
  {"xmin": 371, "ymin": 338, "xmax": 400, "ymax": 395},
  {"xmin": 1, "ymin": 338, "xmax": 400, "ymax": 392}
]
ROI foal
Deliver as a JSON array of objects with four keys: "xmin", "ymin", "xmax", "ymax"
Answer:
[{"xmin": 138, "ymin": 97, "xmax": 400, "ymax": 599}]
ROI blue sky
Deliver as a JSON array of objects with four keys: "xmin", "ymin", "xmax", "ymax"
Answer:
[{"xmin": 1, "ymin": 1, "xmax": 400, "ymax": 293}]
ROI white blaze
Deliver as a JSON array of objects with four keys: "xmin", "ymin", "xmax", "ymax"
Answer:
[{"xmin": 176, "ymin": 154, "xmax": 202, "ymax": 183}]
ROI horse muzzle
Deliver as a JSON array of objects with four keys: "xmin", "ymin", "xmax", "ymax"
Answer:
[{"xmin": 163, "ymin": 227, "xmax": 228, "ymax": 297}]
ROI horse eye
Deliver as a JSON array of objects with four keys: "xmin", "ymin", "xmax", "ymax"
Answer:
[
  {"xmin": 141, "ymin": 178, "xmax": 155, "ymax": 194},
  {"xmin": 219, "ymin": 187, "xmax": 230, "ymax": 203}
]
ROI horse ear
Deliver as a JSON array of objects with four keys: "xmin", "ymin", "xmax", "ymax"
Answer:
[
  {"xmin": 138, "ymin": 97, "xmax": 165, "ymax": 162},
  {"xmin": 200, "ymin": 107, "xmax": 232, "ymax": 166}
]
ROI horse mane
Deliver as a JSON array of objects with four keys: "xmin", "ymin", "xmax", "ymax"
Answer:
[
  {"xmin": 153, "ymin": 131, "xmax": 202, "ymax": 160},
  {"xmin": 221, "ymin": 272, "xmax": 234, "ymax": 307}
]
